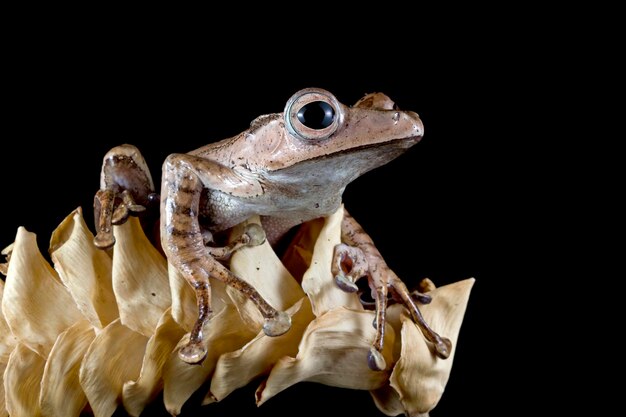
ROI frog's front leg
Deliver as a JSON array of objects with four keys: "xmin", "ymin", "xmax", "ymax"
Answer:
[
  {"xmin": 161, "ymin": 154, "xmax": 291, "ymax": 364},
  {"xmin": 94, "ymin": 144, "xmax": 157, "ymax": 249},
  {"xmin": 333, "ymin": 209, "xmax": 452, "ymax": 371}
]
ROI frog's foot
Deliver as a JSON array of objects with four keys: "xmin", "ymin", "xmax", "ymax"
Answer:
[
  {"xmin": 389, "ymin": 276, "xmax": 452, "ymax": 359},
  {"xmin": 337, "ymin": 209, "xmax": 452, "ymax": 366},
  {"xmin": 206, "ymin": 223, "xmax": 266, "ymax": 260},
  {"xmin": 178, "ymin": 281, "xmax": 212, "ymax": 364},
  {"xmin": 332, "ymin": 243, "xmax": 369, "ymax": 293},
  {"xmin": 0, "ymin": 243, "xmax": 14, "ymax": 276},
  {"xmin": 179, "ymin": 340, "xmax": 208, "ymax": 365},
  {"xmin": 111, "ymin": 190, "xmax": 147, "ymax": 224},
  {"xmin": 263, "ymin": 311, "xmax": 291, "ymax": 336},
  {"xmin": 93, "ymin": 144, "xmax": 155, "ymax": 250}
]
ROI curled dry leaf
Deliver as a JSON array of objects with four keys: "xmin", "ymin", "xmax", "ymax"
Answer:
[
  {"xmin": 39, "ymin": 319, "xmax": 95, "ymax": 417},
  {"xmin": 205, "ymin": 216, "xmax": 313, "ymax": 403},
  {"xmin": 208, "ymin": 297, "xmax": 315, "ymax": 403},
  {"xmin": 0, "ymin": 204, "xmax": 474, "ymax": 416},
  {"xmin": 168, "ymin": 265, "xmax": 231, "ymax": 332},
  {"xmin": 2, "ymin": 227, "xmax": 83, "ymax": 357},
  {"xmin": 162, "ymin": 303, "xmax": 258, "ymax": 416},
  {"xmin": 256, "ymin": 307, "xmax": 395, "ymax": 406},
  {"xmin": 4, "ymin": 344, "xmax": 46, "ymax": 417},
  {"xmin": 112, "ymin": 217, "xmax": 171, "ymax": 337},
  {"xmin": 0, "ymin": 280, "xmax": 17, "ymax": 417},
  {"xmin": 79, "ymin": 319, "xmax": 148, "ymax": 417},
  {"xmin": 371, "ymin": 278, "xmax": 475, "ymax": 416},
  {"xmin": 300, "ymin": 205, "xmax": 363, "ymax": 316},
  {"xmin": 49, "ymin": 209, "xmax": 118, "ymax": 329},
  {"xmin": 226, "ymin": 216, "xmax": 305, "ymax": 328},
  {"xmin": 122, "ymin": 308, "xmax": 185, "ymax": 417}
]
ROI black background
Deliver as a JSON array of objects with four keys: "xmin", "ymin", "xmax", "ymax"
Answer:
[{"xmin": 1, "ymin": 30, "xmax": 519, "ymax": 416}]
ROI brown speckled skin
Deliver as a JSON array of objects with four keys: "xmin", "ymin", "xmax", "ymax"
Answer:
[
  {"xmin": 334, "ymin": 210, "xmax": 452, "ymax": 370},
  {"xmin": 94, "ymin": 88, "xmax": 435, "ymax": 366}
]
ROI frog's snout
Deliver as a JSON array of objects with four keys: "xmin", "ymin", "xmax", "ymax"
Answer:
[{"xmin": 407, "ymin": 111, "xmax": 424, "ymax": 141}]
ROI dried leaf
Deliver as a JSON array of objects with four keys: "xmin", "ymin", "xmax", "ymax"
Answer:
[
  {"xmin": 0, "ymin": 280, "xmax": 16, "ymax": 417},
  {"xmin": 122, "ymin": 308, "xmax": 185, "ymax": 417},
  {"xmin": 370, "ymin": 382, "xmax": 405, "ymax": 416},
  {"xmin": 300, "ymin": 205, "xmax": 362, "ymax": 316},
  {"xmin": 227, "ymin": 215, "xmax": 305, "ymax": 328},
  {"xmin": 167, "ymin": 264, "xmax": 197, "ymax": 332},
  {"xmin": 112, "ymin": 217, "xmax": 171, "ymax": 337},
  {"xmin": 256, "ymin": 307, "xmax": 394, "ymax": 406},
  {"xmin": 0, "ymin": 361, "xmax": 8, "ymax": 417},
  {"xmin": 162, "ymin": 304, "xmax": 257, "ymax": 416},
  {"xmin": 281, "ymin": 217, "xmax": 323, "ymax": 280},
  {"xmin": 208, "ymin": 297, "xmax": 315, "ymax": 403},
  {"xmin": 379, "ymin": 278, "xmax": 475, "ymax": 416},
  {"xmin": 39, "ymin": 319, "xmax": 95, "ymax": 417},
  {"xmin": 49, "ymin": 208, "xmax": 118, "ymax": 329},
  {"xmin": 2, "ymin": 227, "xmax": 83, "ymax": 357},
  {"xmin": 0, "ymin": 280, "xmax": 17, "ymax": 363},
  {"xmin": 168, "ymin": 264, "xmax": 230, "ymax": 332},
  {"xmin": 4, "ymin": 344, "xmax": 45, "ymax": 417},
  {"xmin": 79, "ymin": 319, "xmax": 147, "ymax": 417}
]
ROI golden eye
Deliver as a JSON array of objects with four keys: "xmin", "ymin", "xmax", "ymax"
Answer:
[{"xmin": 284, "ymin": 88, "xmax": 342, "ymax": 141}]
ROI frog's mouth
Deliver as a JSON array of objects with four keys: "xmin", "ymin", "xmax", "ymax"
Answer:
[{"xmin": 267, "ymin": 136, "xmax": 415, "ymax": 188}]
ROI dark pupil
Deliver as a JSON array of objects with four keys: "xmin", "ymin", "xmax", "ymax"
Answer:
[{"xmin": 297, "ymin": 101, "xmax": 335, "ymax": 129}]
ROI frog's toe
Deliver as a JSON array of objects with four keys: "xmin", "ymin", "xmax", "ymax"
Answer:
[
  {"xmin": 410, "ymin": 290, "xmax": 432, "ymax": 304},
  {"xmin": 244, "ymin": 223, "xmax": 266, "ymax": 246},
  {"xmin": 367, "ymin": 347, "xmax": 387, "ymax": 371},
  {"xmin": 263, "ymin": 311, "xmax": 291, "ymax": 337},
  {"xmin": 332, "ymin": 243, "xmax": 369, "ymax": 293},
  {"xmin": 335, "ymin": 273, "xmax": 359, "ymax": 292},
  {"xmin": 94, "ymin": 230, "xmax": 115, "ymax": 250},
  {"xmin": 434, "ymin": 337, "xmax": 453, "ymax": 359},
  {"xmin": 179, "ymin": 342, "xmax": 208, "ymax": 364},
  {"xmin": 112, "ymin": 190, "xmax": 147, "ymax": 224}
]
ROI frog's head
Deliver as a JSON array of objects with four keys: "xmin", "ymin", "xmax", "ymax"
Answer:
[{"xmin": 237, "ymin": 88, "xmax": 423, "ymax": 195}]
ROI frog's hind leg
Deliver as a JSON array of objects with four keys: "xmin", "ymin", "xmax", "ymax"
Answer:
[
  {"xmin": 161, "ymin": 154, "xmax": 291, "ymax": 364},
  {"xmin": 334, "ymin": 209, "xmax": 452, "ymax": 370},
  {"xmin": 94, "ymin": 144, "xmax": 157, "ymax": 249}
]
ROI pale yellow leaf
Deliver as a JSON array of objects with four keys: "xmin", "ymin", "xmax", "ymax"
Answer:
[
  {"xmin": 167, "ymin": 264, "xmax": 197, "ymax": 332},
  {"xmin": 208, "ymin": 296, "xmax": 314, "ymax": 403},
  {"xmin": 79, "ymin": 319, "xmax": 147, "ymax": 417},
  {"xmin": 387, "ymin": 278, "xmax": 475, "ymax": 415},
  {"xmin": 0, "ymin": 280, "xmax": 15, "ymax": 417},
  {"xmin": 122, "ymin": 308, "xmax": 185, "ymax": 417},
  {"xmin": 280, "ymin": 217, "xmax": 323, "ymax": 280},
  {"xmin": 168, "ymin": 264, "xmax": 229, "ymax": 332},
  {"xmin": 0, "ymin": 280, "xmax": 17, "ymax": 364},
  {"xmin": 256, "ymin": 307, "xmax": 394, "ymax": 406},
  {"xmin": 39, "ymin": 319, "xmax": 95, "ymax": 417},
  {"xmin": 4, "ymin": 344, "xmax": 45, "ymax": 417},
  {"xmin": 227, "ymin": 216, "xmax": 305, "ymax": 328},
  {"xmin": 370, "ymin": 382, "xmax": 405, "ymax": 416},
  {"xmin": 2, "ymin": 227, "xmax": 83, "ymax": 357},
  {"xmin": 49, "ymin": 208, "xmax": 118, "ymax": 329},
  {"xmin": 300, "ymin": 205, "xmax": 362, "ymax": 316},
  {"xmin": 112, "ymin": 217, "xmax": 171, "ymax": 337},
  {"xmin": 162, "ymin": 304, "xmax": 257, "ymax": 416},
  {"xmin": 0, "ymin": 361, "xmax": 8, "ymax": 417}
]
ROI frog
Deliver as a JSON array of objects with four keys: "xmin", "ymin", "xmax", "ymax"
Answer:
[{"xmin": 93, "ymin": 87, "xmax": 451, "ymax": 370}]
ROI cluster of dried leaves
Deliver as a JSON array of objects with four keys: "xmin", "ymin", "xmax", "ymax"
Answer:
[{"xmin": 0, "ymin": 205, "xmax": 473, "ymax": 417}]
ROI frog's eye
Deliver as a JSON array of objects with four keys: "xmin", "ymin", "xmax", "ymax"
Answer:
[{"xmin": 285, "ymin": 88, "xmax": 342, "ymax": 140}]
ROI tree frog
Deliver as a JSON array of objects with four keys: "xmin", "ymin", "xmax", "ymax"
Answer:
[{"xmin": 93, "ymin": 88, "xmax": 451, "ymax": 370}]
